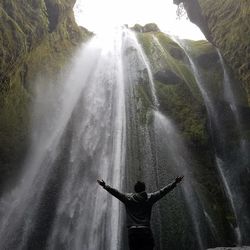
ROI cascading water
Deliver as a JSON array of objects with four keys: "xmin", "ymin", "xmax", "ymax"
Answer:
[
  {"xmin": 180, "ymin": 40, "xmax": 243, "ymax": 244},
  {"xmin": 173, "ymin": 38, "xmax": 219, "ymax": 127},
  {"xmin": 217, "ymin": 51, "xmax": 250, "ymax": 242},
  {"xmin": 1, "ymin": 25, "xmax": 249, "ymax": 250},
  {"xmin": 0, "ymin": 26, "xmax": 201, "ymax": 250},
  {"xmin": 127, "ymin": 32, "xmax": 159, "ymax": 108},
  {"xmin": 0, "ymin": 28, "xmax": 126, "ymax": 250},
  {"xmin": 176, "ymin": 39, "xmax": 250, "ymax": 245},
  {"xmin": 120, "ymin": 30, "xmax": 164, "ymax": 248},
  {"xmin": 153, "ymin": 111, "xmax": 209, "ymax": 250},
  {"xmin": 217, "ymin": 50, "xmax": 248, "ymax": 161},
  {"xmin": 129, "ymin": 34, "xmax": 218, "ymax": 249}
]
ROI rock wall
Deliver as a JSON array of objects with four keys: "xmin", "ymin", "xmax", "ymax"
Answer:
[
  {"xmin": 174, "ymin": 0, "xmax": 250, "ymax": 104},
  {"xmin": 133, "ymin": 26, "xmax": 240, "ymax": 246},
  {"xmin": 0, "ymin": 0, "xmax": 92, "ymax": 185}
]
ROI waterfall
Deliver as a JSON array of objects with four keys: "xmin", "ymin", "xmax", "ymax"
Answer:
[
  {"xmin": 1, "ymin": 26, "xmax": 203, "ymax": 250},
  {"xmin": 1, "ymin": 26, "xmax": 249, "ymax": 249},
  {"xmin": 177, "ymin": 39, "xmax": 242, "ymax": 244},
  {"xmin": 0, "ymin": 28, "xmax": 126, "ymax": 250},
  {"xmin": 217, "ymin": 50, "xmax": 248, "ymax": 161},
  {"xmin": 135, "ymin": 35, "xmax": 210, "ymax": 249},
  {"xmin": 127, "ymin": 32, "xmax": 159, "ymax": 108},
  {"xmin": 215, "ymin": 157, "xmax": 242, "ymax": 245},
  {"xmin": 153, "ymin": 111, "xmax": 207, "ymax": 250},
  {"xmin": 176, "ymin": 39, "xmax": 250, "ymax": 245},
  {"xmin": 217, "ymin": 51, "xmax": 250, "ymax": 242},
  {"xmin": 173, "ymin": 38, "xmax": 219, "ymax": 127}
]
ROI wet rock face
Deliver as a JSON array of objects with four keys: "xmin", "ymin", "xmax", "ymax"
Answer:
[
  {"xmin": 0, "ymin": 0, "xmax": 92, "ymax": 185},
  {"xmin": 44, "ymin": 0, "xmax": 77, "ymax": 33},
  {"xmin": 0, "ymin": 0, "xmax": 89, "ymax": 88},
  {"xmin": 154, "ymin": 69, "xmax": 185, "ymax": 85},
  {"xmin": 135, "ymin": 28, "xmax": 250, "ymax": 247},
  {"xmin": 174, "ymin": 0, "xmax": 250, "ymax": 104},
  {"xmin": 131, "ymin": 23, "xmax": 160, "ymax": 33},
  {"xmin": 196, "ymin": 52, "xmax": 219, "ymax": 69},
  {"xmin": 44, "ymin": 0, "xmax": 60, "ymax": 32}
]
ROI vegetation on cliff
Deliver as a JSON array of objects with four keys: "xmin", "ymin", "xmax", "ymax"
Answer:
[
  {"xmin": 133, "ymin": 25, "xmax": 242, "ymax": 244},
  {"xmin": 175, "ymin": 0, "xmax": 250, "ymax": 104},
  {"xmin": 136, "ymin": 29, "xmax": 213, "ymax": 145},
  {"xmin": 0, "ymin": 0, "xmax": 92, "ymax": 185}
]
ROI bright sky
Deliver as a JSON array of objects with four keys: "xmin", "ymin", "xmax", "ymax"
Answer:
[{"xmin": 74, "ymin": 0, "xmax": 206, "ymax": 40}]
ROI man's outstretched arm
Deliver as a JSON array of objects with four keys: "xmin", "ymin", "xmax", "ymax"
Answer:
[
  {"xmin": 150, "ymin": 176, "xmax": 184, "ymax": 203},
  {"xmin": 97, "ymin": 179, "xmax": 127, "ymax": 203}
]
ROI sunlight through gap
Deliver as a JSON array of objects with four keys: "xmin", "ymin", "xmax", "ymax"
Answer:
[{"xmin": 74, "ymin": 0, "xmax": 206, "ymax": 40}]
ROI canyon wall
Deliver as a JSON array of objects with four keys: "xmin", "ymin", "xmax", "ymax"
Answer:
[{"xmin": 0, "ymin": 0, "xmax": 92, "ymax": 185}]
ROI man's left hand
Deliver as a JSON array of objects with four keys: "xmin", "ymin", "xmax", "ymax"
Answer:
[{"xmin": 97, "ymin": 179, "xmax": 106, "ymax": 187}]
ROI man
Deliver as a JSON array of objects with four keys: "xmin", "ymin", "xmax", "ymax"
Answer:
[{"xmin": 97, "ymin": 176, "xmax": 184, "ymax": 250}]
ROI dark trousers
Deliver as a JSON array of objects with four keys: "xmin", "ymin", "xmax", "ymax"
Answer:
[{"xmin": 128, "ymin": 227, "xmax": 155, "ymax": 250}]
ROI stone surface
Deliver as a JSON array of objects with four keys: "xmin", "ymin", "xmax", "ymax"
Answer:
[
  {"xmin": 131, "ymin": 23, "xmax": 160, "ymax": 33},
  {"xmin": 0, "ymin": 0, "xmax": 92, "ymax": 186},
  {"xmin": 174, "ymin": 0, "xmax": 250, "ymax": 104},
  {"xmin": 135, "ymin": 29, "xmax": 250, "ymax": 245}
]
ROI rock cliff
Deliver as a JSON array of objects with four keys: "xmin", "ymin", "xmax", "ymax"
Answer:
[
  {"xmin": 0, "ymin": 0, "xmax": 92, "ymax": 185},
  {"xmin": 174, "ymin": 0, "xmax": 250, "ymax": 103}
]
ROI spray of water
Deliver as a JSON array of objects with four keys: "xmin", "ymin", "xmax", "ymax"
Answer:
[
  {"xmin": 217, "ymin": 50, "xmax": 248, "ymax": 161},
  {"xmin": 0, "ymin": 28, "xmax": 126, "ymax": 250},
  {"xmin": 153, "ymin": 111, "xmax": 206, "ymax": 249},
  {"xmin": 0, "ymin": 27, "xmax": 248, "ymax": 249},
  {"xmin": 175, "ymin": 38, "xmax": 248, "ymax": 245}
]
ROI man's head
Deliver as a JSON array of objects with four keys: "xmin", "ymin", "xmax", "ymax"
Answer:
[{"xmin": 134, "ymin": 181, "xmax": 146, "ymax": 193}]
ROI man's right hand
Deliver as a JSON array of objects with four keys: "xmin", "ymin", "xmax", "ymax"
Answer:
[
  {"xmin": 175, "ymin": 176, "xmax": 184, "ymax": 184},
  {"xmin": 97, "ymin": 179, "xmax": 106, "ymax": 187}
]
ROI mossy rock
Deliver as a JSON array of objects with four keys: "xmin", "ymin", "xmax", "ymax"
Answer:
[
  {"xmin": 137, "ymin": 32, "xmax": 203, "ymax": 101},
  {"xmin": 135, "ymin": 31, "xmax": 215, "ymax": 145},
  {"xmin": 182, "ymin": 38, "xmax": 248, "ymax": 106},
  {"xmin": 156, "ymin": 33, "xmax": 186, "ymax": 60},
  {"xmin": 177, "ymin": 0, "xmax": 250, "ymax": 104},
  {"xmin": 131, "ymin": 23, "xmax": 160, "ymax": 33},
  {"xmin": 155, "ymin": 80, "xmax": 208, "ymax": 145},
  {"xmin": 0, "ymin": 0, "xmax": 92, "ymax": 186},
  {"xmin": 0, "ymin": 70, "xmax": 30, "ymax": 186},
  {"xmin": 154, "ymin": 69, "xmax": 186, "ymax": 85}
]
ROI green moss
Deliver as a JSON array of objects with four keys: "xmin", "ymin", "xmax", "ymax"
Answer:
[
  {"xmin": 183, "ymin": 39, "xmax": 215, "ymax": 58},
  {"xmin": 183, "ymin": 0, "xmax": 250, "ymax": 104},
  {"xmin": 183, "ymin": 38, "xmax": 248, "ymax": 105},
  {"xmin": 136, "ymin": 84, "xmax": 154, "ymax": 125},
  {"xmin": 0, "ymin": 71, "xmax": 30, "ymax": 181},
  {"xmin": 135, "ymin": 31, "xmax": 216, "ymax": 144},
  {"xmin": 0, "ymin": 0, "xmax": 92, "ymax": 184},
  {"xmin": 0, "ymin": 0, "xmax": 91, "ymax": 91},
  {"xmin": 134, "ymin": 26, "xmax": 245, "ymax": 243},
  {"xmin": 130, "ymin": 23, "xmax": 160, "ymax": 33},
  {"xmin": 155, "ymin": 80, "xmax": 208, "ymax": 145},
  {"xmin": 137, "ymin": 32, "xmax": 203, "ymax": 101},
  {"xmin": 155, "ymin": 32, "xmax": 185, "ymax": 60},
  {"xmin": 189, "ymin": 147, "xmax": 238, "ymax": 242}
]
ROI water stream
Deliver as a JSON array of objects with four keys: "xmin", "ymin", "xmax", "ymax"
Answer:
[
  {"xmin": 153, "ymin": 111, "xmax": 208, "ymax": 250},
  {"xmin": 217, "ymin": 50, "xmax": 248, "ymax": 161},
  {"xmin": 0, "ymin": 28, "xmax": 249, "ymax": 249},
  {"xmin": 176, "ymin": 39, "xmax": 250, "ymax": 245},
  {"xmin": 0, "ymin": 28, "xmax": 127, "ymax": 250}
]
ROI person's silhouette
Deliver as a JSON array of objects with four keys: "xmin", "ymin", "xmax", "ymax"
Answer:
[{"xmin": 97, "ymin": 176, "xmax": 184, "ymax": 250}]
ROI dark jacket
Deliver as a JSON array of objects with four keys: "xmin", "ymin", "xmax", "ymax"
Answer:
[{"xmin": 104, "ymin": 181, "xmax": 177, "ymax": 228}]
